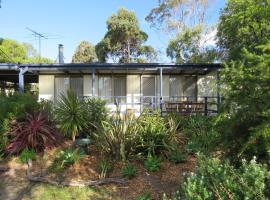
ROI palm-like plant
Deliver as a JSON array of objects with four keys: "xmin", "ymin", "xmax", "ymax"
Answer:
[
  {"xmin": 6, "ymin": 112, "xmax": 60, "ymax": 154},
  {"xmin": 54, "ymin": 90, "xmax": 87, "ymax": 141}
]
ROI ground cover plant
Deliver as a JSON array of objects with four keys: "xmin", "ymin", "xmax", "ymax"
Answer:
[
  {"xmin": 144, "ymin": 154, "xmax": 161, "ymax": 172},
  {"xmin": 19, "ymin": 148, "xmax": 36, "ymax": 163},
  {"xmin": 176, "ymin": 155, "xmax": 270, "ymax": 200},
  {"xmin": 98, "ymin": 158, "xmax": 113, "ymax": 178},
  {"xmin": 50, "ymin": 147, "xmax": 85, "ymax": 173},
  {"xmin": 121, "ymin": 162, "xmax": 138, "ymax": 179}
]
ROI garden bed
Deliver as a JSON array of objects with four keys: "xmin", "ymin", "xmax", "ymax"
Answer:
[{"xmin": 0, "ymin": 143, "xmax": 197, "ymax": 200}]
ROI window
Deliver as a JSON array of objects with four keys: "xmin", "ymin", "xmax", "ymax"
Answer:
[
  {"xmin": 98, "ymin": 76, "xmax": 127, "ymax": 103},
  {"xmin": 98, "ymin": 76, "xmax": 112, "ymax": 102},
  {"xmin": 114, "ymin": 76, "xmax": 126, "ymax": 103},
  {"xmin": 54, "ymin": 76, "xmax": 83, "ymax": 100},
  {"xmin": 169, "ymin": 76, "xmax": 182, "ymax": 98}
]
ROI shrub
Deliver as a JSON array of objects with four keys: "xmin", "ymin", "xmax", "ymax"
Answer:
[
  {"xmin": 178, "ymin": 155, "xmax": 270, "ymax": 200},
  {"xmin": 59, "ymin": 148, "xmax": 84, "ymax": 167},
  {"xmin": 50, "ymin": 148, "xmax": 84, "ymax": 173},
  {"xmin": 136, "ymin": 193, "xmax": 152, "ymax": 200},
  {"xmin": 121, "ymin": 163, "xmax": 138, "ymax": 179},
  {"xmin": 38, "ymin": 99, "xmax": 54, "ymax": 122},
  {"xmin": 6, "ymin": 112, "xmax": 61, "ymax": 154},
  {"xmin": 137, "ymin": 110, "xmax": 178, "ymax": 156},
  {"xmin": 98, "ymin": 158, "xmax": 113, "ymax": 179},
  {"xmin": 94, "ymin": 110, "xmax": 140, "ymax": 161},
  {"xmin": 165, "ymin": 113, "xmax": 189, "ymax": 131},
  {"xmin": 144, "ymin": 155, "xmax": 161, "ymax": 172},
  {"xmin": 0, "ymin": 92, "xmax": 39, "ymax": 122},
  {"xmin": 54, "ymin": 90, "xmax": 88, "ymax": 141},
  {"xmin": 168, "ymin": 148, "xmax": 187, "ymax": 164},
  {"xmin": 84, "ymin": 97, "xmax": 108, "ymax": 131},
  {"xmin": 183, "ymin": 115, "xmax": 219, "ymax": 154},
  {"xmin": 19, "ymin": 149, "xmax": 36, "ymax": 163},
  {"xmin": 216, "ymin": 46, "xmax": 270, "ymax": 163}
]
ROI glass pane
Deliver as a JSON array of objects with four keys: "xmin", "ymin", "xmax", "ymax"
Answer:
[
  {"xmin": 99, "ymin": 76, "xmax": 112, "ymax": 102},
  {"xmin": 70, "ymin": 77, "xmax": 83, "ymax": 98},
  {"xmin": 114, "ymin": 76, "xmax": 126, "ymax": 103},
  {"xmin": 55, "ymin": 77, "xmax": 69, "ymax": 100},
  {"xmin": 183, "ymin": 76, "xmax": 197, "ymax": 102},
  {"xmin": 170, "ymin": 76, "xmax": 182, "ymax": 100}
]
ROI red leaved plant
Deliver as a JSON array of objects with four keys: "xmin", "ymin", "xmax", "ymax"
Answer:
[{"xmin": 6, "ymin": 112, "xmax": 62, "ymax": 154}]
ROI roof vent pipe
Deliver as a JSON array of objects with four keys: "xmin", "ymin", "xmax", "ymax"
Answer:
[{"xmin": 58, "ymin": 44, "xmax": 64, "ymax": 64}]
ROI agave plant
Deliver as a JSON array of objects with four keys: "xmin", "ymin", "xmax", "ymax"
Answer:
[
  {"xmin": 54, "ymin": 90, "xmax": 88, "ymax": 141},
  {"xmin": 6, "ymin": 112, "xmax": 61, "ymax": 154}
]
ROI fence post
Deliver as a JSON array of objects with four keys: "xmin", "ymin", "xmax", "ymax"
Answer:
[
  {"xmin": 151, "ymin": 97, "xmax": 154, "ymax": 110},
  {"xmin": 204, "ymin": 97, "xmax": 208, "ymax": 116},
  {"xmin": 160, "ymin": 97, "xmax": 163, "ymax": 114}
]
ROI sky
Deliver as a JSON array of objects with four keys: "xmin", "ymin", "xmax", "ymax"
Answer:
[{"xmin": 0, "ymin": 0, "xmax": 226, "ymax": 63}]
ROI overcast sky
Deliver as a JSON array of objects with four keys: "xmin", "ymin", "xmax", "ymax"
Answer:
[{"xmin": 0, "ymin": 0, "xmax": 226, "ymax": 63}]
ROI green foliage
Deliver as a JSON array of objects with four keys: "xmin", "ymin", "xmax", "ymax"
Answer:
[
  {"xmin": 72, "ymin": 41, "xmax": 97, "ymax": 63},
  {"xmin": 93, "ymin": 110, "xmax": 140, "ymax": 161},
  {"xmin": 136, "ymin": 193, "xmax": 152, "ymax": 200},
  {"xmin": 121, "ymin": 163, "xmax": 138, "ymax": 179},
  {"xmin": 167, "ymin": 26, "xmax": 218, "ymax": 63},
  {"xmin": 19, "ymin": 149, "xmax": 36, "ymax": 163},
  {"xmin": 38, "ymin": 99, "xmax": 54, "ymax": 122},
  {"xmin": 94, "ymin": 109, "xmax": 179, "ymax": 161},
  {"xmin": 168, "ymin": 147, "xmax": 187, "ymax": 164},
  {"xmin": 95, "ymin": 8, "xmax": 156, "ymax": 63},
  {"xmin": 144, "ymin": 155, "xmax": 161, "ymax": 172},
  {"xmin": 0, "ymin": 92, "xmax": 39, "ymax": 156},
  {"xmin": 137, "ymin": 110, "xmax": 178, "ymax": 156},
  {"xmin": 183, "ymin": 115, "xmax": 219, "ymax": 154},
  {"xmin": 217, "ymin": 45, "xmax": 270, "ymax": 162},
  {"xmin": 98, "ymin": 158, "xmax": 113, "ymax": 179},
  {"xmin": 146, "ymin": 0, "xmax": 213, "ymax": 33},
  {"xmin": 54, "ymin": 90, "xmax": 88, "ymax": 141},
  {"xmin": 179, "ymin": 155, "xmax": 270, "ymax": 200},
  {"xmin": 217, "ymin": 0, "xmax": 270, "ymax": 61},
  {"xmin": 0, "ymin": 92, "xmax": 39, "ymax": 123},
  {"xmin": 84, "ymin": 97, "xmax": 108, "ymax": 131},
  {"xmin": 0, "ymin": 38, "xmax": 53, "ymax": 63},
  {"xmin": 50, "ymin": 148, "xmax": 84, "ymax": 173}
]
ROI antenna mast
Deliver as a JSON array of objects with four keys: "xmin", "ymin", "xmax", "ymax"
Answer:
[{"xmin": 26, "ymin": 27, "xmax": 48, "ymax": 60}]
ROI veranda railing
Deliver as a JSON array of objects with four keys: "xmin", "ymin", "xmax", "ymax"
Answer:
[{"xmin": 83, "ymin": 95, "xmax": 221, "ymax": 116}]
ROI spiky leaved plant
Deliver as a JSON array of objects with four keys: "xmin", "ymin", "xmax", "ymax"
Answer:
[
  {"xmin": 54, "ymin": 90, "xmax": 88, "ymax": 141},
  {"xmin": 6, "ymin": 112, "xmax": 61, "ymax": 154}
]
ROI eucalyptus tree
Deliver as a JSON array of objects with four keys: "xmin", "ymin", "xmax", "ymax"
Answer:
[
  {"xmin": 167, "ymin": 26, "xmax": 218, "ymax": 63},
  {"xmin": 96, "ymin": 8, "xmax": 156, "ymax": 63},
  {"xmin": 146, "ymin": 0, "xmax": 217, "ymax": 63},
  {"xmin": 146, "ymin": 0, "xmax": 215, "ymax": 34},
  {"xmin": 72, "ymin": 41, "xmax": 97, "ymax": 63}
]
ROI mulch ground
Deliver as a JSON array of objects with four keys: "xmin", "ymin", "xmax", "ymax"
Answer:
[{"xmin": 0, "ymin": 141, "xmax": 197, "ymax": 200}]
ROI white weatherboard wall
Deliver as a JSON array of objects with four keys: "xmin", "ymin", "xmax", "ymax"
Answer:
[{"xmin": 38, "ymin": 75, "xmax": 54, "ymax": 101}]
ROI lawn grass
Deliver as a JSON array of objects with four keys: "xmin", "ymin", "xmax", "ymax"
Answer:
[{"xmin": 22, "ymin": 183, "xmax": 119, "ymax": 200}]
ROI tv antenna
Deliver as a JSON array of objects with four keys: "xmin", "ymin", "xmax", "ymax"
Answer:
[
  {"xmin": 25, "ymin": 27, "xmax": 62, "ymax": 61},
  {"xmin": 26, "ymin": 27, "xmax": 48, "ymax": 60}
]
